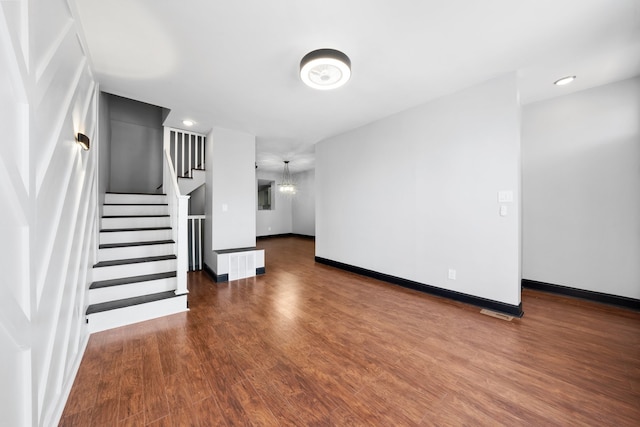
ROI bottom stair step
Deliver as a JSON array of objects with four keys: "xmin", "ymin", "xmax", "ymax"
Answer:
[
  {"xmin": 86, "ymin": 291, "xmax": 188, "ymax": 333},
  {"xmin": 87, "ymin": 290, "xmax": 179, "ymax": 314}
]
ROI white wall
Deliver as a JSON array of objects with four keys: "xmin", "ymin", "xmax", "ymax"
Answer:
[
  {"xmin": 256, "ymin": 170, "xmax": 292, "ymax": 236},
  {"xmin": 108, "ymin": 94, "xmax": 164, "ymax": 193},
  {"xmin": 316, "ymin": 74, "xmax": 521, "ymax": 306},
  {"xmin": 204, "ymin": 127, "xmax": 256, "ymax": 269},
  {"xmin": 0, "ymin": 1, "xmax": 97, "ymax": 425},
  {"xmin": 292, "ymin": 169, "xmax": 316, "ymax": 236},
  {"xmin": 522, "ymin": 76, "xmax": 640, "ymax": 299}
]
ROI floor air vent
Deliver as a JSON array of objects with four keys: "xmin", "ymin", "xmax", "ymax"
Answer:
[
  {"xmin": 480, "ymin": 309, "xmax": 514, "ymax": 321},
  {"xmin": 229, "ymin": 252, "xmax": 256, "ymax": 280}
]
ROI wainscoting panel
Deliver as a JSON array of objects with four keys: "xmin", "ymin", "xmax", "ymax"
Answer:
[{"xmin": 0, "ymin": 1, "xmax": 97, "ymax": 426}]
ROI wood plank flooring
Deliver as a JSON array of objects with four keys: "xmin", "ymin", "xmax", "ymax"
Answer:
[{"xmin": 61, "ymin": 236, "xmax": 640, "ymax": 426}]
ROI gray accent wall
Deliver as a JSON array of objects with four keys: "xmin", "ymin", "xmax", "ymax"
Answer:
[
  {"xmin": 108, "ymin": 94, "xmax": 164, "ymax": 193},
  {"xmin": 522, "ymin": 76, "xmax": 640, "ymax": 299},
  {"xmin": 98, "ymin": 91, "xmax": 111, "ymax": 217},
  {"xmin": 316, "ymin": 74, "xmax": 522, "ymax": 306}
]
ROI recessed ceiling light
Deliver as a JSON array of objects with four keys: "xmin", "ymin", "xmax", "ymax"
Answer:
[
  {"xmin": 300, "ymin": 48, "xmax": 351, "ymax": 90},
  {"xmin": 554, "ymin": 76, "xmax": 576, "ymax": 86},
  {"xmin": 182, "ymin": 119, "xmax": 195, "ymax": 126}
]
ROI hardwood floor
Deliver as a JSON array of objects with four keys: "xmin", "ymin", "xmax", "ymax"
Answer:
[{"xmin": 61, "ymin": 236, "xmax": 640, "ymax": 426}]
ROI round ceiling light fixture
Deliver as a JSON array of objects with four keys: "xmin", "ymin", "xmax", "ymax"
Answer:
[
  {"xmin": 554, "ymin": 75, "xmax": 576, "ymax": 86},
  {"xmin": 182, "ymin": 119, "xmax": 195, "ymax": 126},
  {"xmin": 300, "ymin": 48, "xmax": 351, "ymax": 90}
]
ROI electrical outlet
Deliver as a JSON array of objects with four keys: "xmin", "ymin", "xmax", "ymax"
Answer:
[{"xmin": 448, "ymin": 269, "xmax": 456, "ymax": 280}]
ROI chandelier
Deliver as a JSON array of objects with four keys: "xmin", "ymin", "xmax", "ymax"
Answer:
[{"xmin": 278, "ymin": 160, "xmax": 296, "ymax": 193}]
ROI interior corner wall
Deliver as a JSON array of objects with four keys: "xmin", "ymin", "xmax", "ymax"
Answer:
[
  {"xmin": 292, "ymin": 169, "xmax": 316, "ymax": 236},
  {"xmin": 188, "ymin": 184, "xmax": 205, "ymax": 215},
  {"xmin": 522, "ymin": 76, "xmax": 640, "ymax": 299},
  {"xmin": 108, "ymin": 94, "xmax": 164, "ymax": 193},
  {"xmin": 0, "ymin": 1, "xmax": 98, "ymax": 425},
  {"xmin": 316, "ymin": 74, "xmax": 521, "ymax": 306},
  {"xmin": 256, "ymin": 170, "xmax": 292, "ymax": 236},
  {"xmin": 204, "ymin": 127, "xmax": 256, "ymax": 268}
]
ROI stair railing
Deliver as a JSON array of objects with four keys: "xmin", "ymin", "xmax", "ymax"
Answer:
[
  {"xmin": 164, "ymin": 127, "xmax": 206, "ymax": 178},
  {"xmin": 187, "ymin": 215, "xmax": 205, "ymax": 271},
  {"xmin": 163, "ymin": 147, "xmax": 190, "ymax": 295}
]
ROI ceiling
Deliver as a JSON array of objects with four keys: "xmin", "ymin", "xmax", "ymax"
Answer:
[{"xmin": 73, "ymin": 0, "xmax": 640, "ymax": 173}]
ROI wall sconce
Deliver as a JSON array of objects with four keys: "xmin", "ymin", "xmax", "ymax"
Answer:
[{"xmin": 76, "ymin": 133, "xmax": 90, "ymax": 151}]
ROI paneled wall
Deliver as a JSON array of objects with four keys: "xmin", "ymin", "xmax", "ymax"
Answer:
[{"xmin": 0, "ymin": 1, "xmax": 97, "ymax": 426}]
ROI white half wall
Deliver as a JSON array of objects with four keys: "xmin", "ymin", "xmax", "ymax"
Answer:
[
  {"xmin": 0, "ymin": 1, "xmax": 97, "ymax": 425},
  {"xmin": 204, "ymin": 127, "xmax": 256, "ymax": 270},
  {"xmin": 292, "ymin": 169, "xmax": 316, "ymax": 236},
  {"xmin": 316, "ymin": 74, "xmax": 521, "ymax": 307},
  {"xmin": 256, "ymin": 170, "xmax": 292, "ymax": 236},
  {"xmin": 522, "ymin": 76, "xmax": 640, "ymax": 299}
]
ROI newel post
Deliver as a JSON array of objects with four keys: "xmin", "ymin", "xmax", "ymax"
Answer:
[{"xmin": 175, "ymin": 194, "xmax": 190, "ymax": 295}]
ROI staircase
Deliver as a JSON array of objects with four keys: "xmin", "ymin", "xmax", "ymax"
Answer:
[
  {"xmin": 86, "ymin": 192, "xmax": 188, "ymax": 333},
  {"xmin": 178, "ymin": 167, "xmax": 205, "ymax": 195}
]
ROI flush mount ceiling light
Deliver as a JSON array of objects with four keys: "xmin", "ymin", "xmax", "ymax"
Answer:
[
  {"xmin": 554, "ymin": 75, "xmax": 576, "ymax": 86},
  {"xmin": 300, "ymin": 48, "xmax": 351, "ymax": 90},
  {"xmin": 182, "ymin": 119, "xmax": 195, "ymax": 126},
  {"xmin": 278, "ymin": 160, "xmax": 296, "ymax": 193}
]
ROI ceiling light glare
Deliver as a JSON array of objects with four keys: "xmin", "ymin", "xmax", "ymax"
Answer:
[
  {"xmin": 554, "ymin": 76, "xmax": 576, "ymax": 86},
  {"xmin": 182, "ymin": 119, "xmax": 195, "ymax": 126},
  {"xmin": 300, "ymin": 48, "xmax": 351, "ymax": 90}
]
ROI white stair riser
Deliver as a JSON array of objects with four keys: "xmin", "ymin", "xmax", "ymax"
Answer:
[
  {"xmin": 103, "ymin": 205, "xmax": 168, "ymax": 216},
  {"xmin": 101, "ymin": 216, "xmax": 171, "ymax": 229},
  {"xmin": 92, "ymin": 259, "xmax": 176, "ymax": 281},
  {"xmin": 87, "ymin": 295, "xmax": 188, "ymax": 333},
  {"xmin": 98, "ymin": 243, "xmax": 175, "ymax": 262},
  {"xmin": 100, "ymin": 229, "xmax": 172, "ymax": 244},
  {"xmin": 89, "ymin": 277, "xmax": 177, "ymax": 305},
  {"xmin": 105, "ymin": 193, "xmax": 167, "ymax": 204}
]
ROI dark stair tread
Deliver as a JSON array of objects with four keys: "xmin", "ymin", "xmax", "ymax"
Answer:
[
  {"xmin": 99, "ymin": 240, "xmax": 174, "ymax": 249},
  {"xmin": 94, "ymin": 254, "xmax": 176, "ymax": 268},
  {"xmin": 104, "ymin": 203, "xmax": 168, "ymax": 206},
  {"xmin": 100, "ymin": 227, "xmax": 172, "ymax": 232},
  {"xmin": 102, "ymin": 215, "xmax": 170, "ymax": 218},
  {"xmin": 86, "ymin": 291, "xmax": 179, "ymax": 315},
  {"xmin": 90, "ymin": 272, "xmax": 177, "ymax": 290},
  {"xmin": 106, "ymin": 192, "xmax": 166, "ymax": 196}
]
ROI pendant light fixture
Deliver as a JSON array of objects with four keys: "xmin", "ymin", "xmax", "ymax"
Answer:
[
  {"xmin": 300, "ymin": 48, "xmax": 351, "ymax": 90},
  {"xmin": 278, "ymin": 160, "xmax": 296, "ymax": 193}
]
